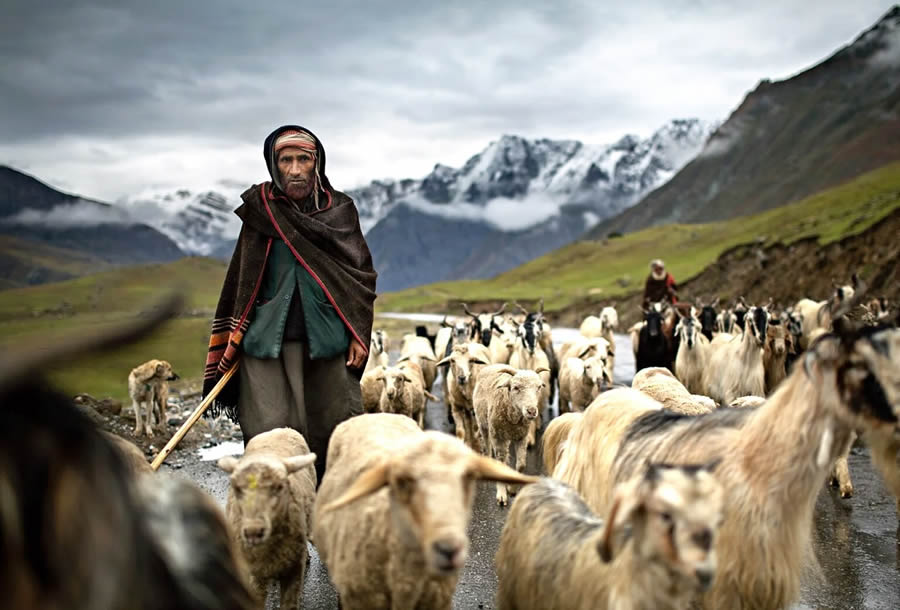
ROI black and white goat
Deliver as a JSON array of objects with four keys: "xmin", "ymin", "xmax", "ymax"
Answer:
[{"xmin": 462, "ymin": 302, "xmax": 508, "ymax": 347}]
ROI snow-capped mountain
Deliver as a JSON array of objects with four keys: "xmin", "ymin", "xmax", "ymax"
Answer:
[
  {"xmin": 352, "ymin": 118, "xmax": 715, "ymax": 235},
  {"xmin": 117, "ymin": 185, "xmax": 244, "ymax": 258},
  {"xmin": 358, "ymin": 118, "xmax": 716, "ymax": 291}
]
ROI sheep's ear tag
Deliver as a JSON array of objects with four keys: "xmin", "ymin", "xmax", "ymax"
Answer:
[{"xmin": 247, "ymin": 473, "xmax": 259, "ymax": 490}]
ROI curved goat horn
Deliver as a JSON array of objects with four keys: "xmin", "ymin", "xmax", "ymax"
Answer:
[
  {"xmin": 461, "ymin": 303, "xmax": 477, "ymax": 318},
  {"xmin": 491, "ymin": 302, "xmax": 508, "ymax": 316},
  {"xmin": 513, "ymin": 302, "xmax": 530, "ymax": 315}
]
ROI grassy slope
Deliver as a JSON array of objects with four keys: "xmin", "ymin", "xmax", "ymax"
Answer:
[
  {"xmin": 0, "ymin": 256, "xmax": 226, "ymax": 401},
  {"xmin": 376, "ymin": 162, "xmax": 900, "ymax": 312},
  {"xmin": 0, "ymin": 235, "xmax": 113, "ymax": 287}
]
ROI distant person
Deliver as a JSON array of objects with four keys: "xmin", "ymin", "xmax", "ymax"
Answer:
[
  {"xmin": 203, "ymin": 125, "xmax": 377, "ymax": 482},
  {"xmin": 643, "ymin": 259, "xmax": 677, "ymax": 307}
]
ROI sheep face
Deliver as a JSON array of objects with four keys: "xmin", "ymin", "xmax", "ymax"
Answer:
[
  {"xmin": 582, "ymin": 355, "xmax": 612, "ymax": 390},
  {"xmin": 379, "ymin": 367, "xmax": 415, "ymax": 402},
  {"xmin": 218, "ymin": 455, "xmax": 315, "ymax": 546},
  {"xmin": 324, "ymin": 431, "xmax": 537, "ymax": 576},
  {"xmin": 502, "ymin": 371, "xmax": 545, "ymax": 420},
  {"xmin": 438, "ymin": 345, "xmax": 489, "ymax": 387},
  {"xmin": 600, "ymin": 462, "xmax": 724, "ymax": 593}
]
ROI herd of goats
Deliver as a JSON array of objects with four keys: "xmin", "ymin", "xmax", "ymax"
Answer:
[{"xmin": 2, "ymin": 275, "xmax": 899, "ymax": 610}]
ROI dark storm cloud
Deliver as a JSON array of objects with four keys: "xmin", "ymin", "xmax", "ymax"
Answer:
[{"xmin": 0, "ymin": 0, "xmax": 894, "ymax": 199}]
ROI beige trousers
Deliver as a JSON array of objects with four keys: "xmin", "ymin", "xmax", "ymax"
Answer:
[{"xmin": 237, "ymin": 341, "xmax": 362, "ymax": 483}]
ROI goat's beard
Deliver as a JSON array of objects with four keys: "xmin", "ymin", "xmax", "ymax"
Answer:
[{"xmin": 652, "ymin": 269, "xmax": 666, "ymax": 281}]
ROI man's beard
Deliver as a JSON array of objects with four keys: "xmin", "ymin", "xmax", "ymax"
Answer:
[{"xmin": 281, "ymin": 174, "xmax": 315, "ymax": 201}]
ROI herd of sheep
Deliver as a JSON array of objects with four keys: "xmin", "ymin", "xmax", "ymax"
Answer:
[{"xmin": 3, "ymin": 278, "xmax": 899, "ymax": 610}]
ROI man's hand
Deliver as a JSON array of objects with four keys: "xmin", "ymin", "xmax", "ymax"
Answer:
[{"xmin": 346, "ymin": 340, "xmax": 367, "ymax": 368}]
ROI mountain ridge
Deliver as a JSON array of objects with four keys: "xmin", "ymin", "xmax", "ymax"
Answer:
[{"xmin": 587, "ymin": 5, "xmax": 900, "ymax": 239}]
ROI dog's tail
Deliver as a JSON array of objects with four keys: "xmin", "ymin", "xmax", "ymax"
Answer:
[{"xmin": 0, "ymin": 291, "xmax": 186, "ymax": 394}]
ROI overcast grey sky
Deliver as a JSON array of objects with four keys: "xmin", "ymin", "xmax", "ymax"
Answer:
[{"xmin": 0, "ymin": 0, "xmax": 894, "ymax": 201}]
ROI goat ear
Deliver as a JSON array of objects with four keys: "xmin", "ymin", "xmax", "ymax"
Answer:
[
  {"xmin": 283, "ymin": 453, "xmax": 316, "ymax": 473},
  {"xmin": 397, "ymin": 356, "xmax": 409, "ymax": 363},
  {"xmin": 472, "ymin": 358, "xmax": 490, "ymax": 366},
  {"xmin": 323, "ymin": 459, "xmax": 391, "ymax": 511},
  {"xmin": 401, "ymin": 373, "xmax": 416, "ymax": 383},
  {"xmin": 598, "ymin": 478, "xmax": 643, "ymax": 562},
  {"xmin": 577, "ymin": 347, "xmax": 592, "ymax": 359},
  {"xmin": 469, "ymin": 454, "xmax": 538, "ymax": 486},
  {"xmin": 534, "ymin": 367, "xmax": 551, "ymax": 375},
  {"xmin": 436, "ymin": 356, "xmax": 452, "ymax": 367},
  {"xmin": 217, "ymin": 456, "xmax": 239, "ymax": 473}
]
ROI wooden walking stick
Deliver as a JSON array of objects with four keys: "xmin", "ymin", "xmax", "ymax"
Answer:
[{"xmin": 151, "ymin": 361, "xmax": 240, "ymax": 471}]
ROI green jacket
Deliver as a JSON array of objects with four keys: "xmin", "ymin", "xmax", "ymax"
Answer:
[{"xmin": 242, "ymin": 240, "xmax": 350, "ymax": 360}]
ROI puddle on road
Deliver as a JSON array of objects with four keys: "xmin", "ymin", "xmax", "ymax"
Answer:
[{"xmin": 197, "ymin": 440, "xmax": 244, "ymax": 462}]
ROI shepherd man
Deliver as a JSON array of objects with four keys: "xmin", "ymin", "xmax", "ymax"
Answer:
[{"xmin": 203, "ymin": 125, "xmax": 377, "ymax": 482}]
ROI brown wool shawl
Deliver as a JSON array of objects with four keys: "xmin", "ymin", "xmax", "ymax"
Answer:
[{"xmin": 203, "ymin": 182, "xmax": 377, "ymax": 420}]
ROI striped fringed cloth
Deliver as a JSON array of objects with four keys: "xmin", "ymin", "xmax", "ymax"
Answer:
[{"xmin": 203, "ymin": 231, "xmax": 272, "ymax": 421}]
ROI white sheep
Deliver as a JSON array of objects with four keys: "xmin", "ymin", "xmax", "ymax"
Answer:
[
  {"xmin": 632, "ymin": 367, "xmax": 716, "ymax": 416},
  {"xmin": 549, "ymin": 319, "xmax": 900, "ymax": 609},
  {"xmin": 495, "ymin": 464, "xmax": 724, "ymax": 610},
  {"xmin": 558, "ymin": 355, "xmax": 611, "ymax": 414},
  {"xmin": 364, "ymin": 329, "xmax": 391, "ymax": 374},
  {"xmin": 437, "ymin": 342, "xmax": 493, "ymax": 451},
  {"xmin": 701, "ymin": 306, "xmax": 769, "ymax": 404},
  {"xmin": 473, "ymin": 364, "xmax": 547, "ymax": 505},
  {"xmin": 377, "ymin": 364, "xmax": 428, "ymax": 429},
  {"xmin": 674, "ymin": 315, "xmax": 709, "ymax": 395},
  {"xmin": 312, "ymin": 413, "xmax": 536, "ymax": 610},
  {"xmin": 217, "ymin": 428, "xmax": 317, "ymax": 610},
  {"xmin": 360, "ymin": 368, "xmax": 385, "ymax": 413},
  {"xmin": 509, "ymin": 320, "xmax": 552, "ymax": 448},
  {"xmin": 400, "ymin": 334, "xmax": 438, "ymax": 392}
]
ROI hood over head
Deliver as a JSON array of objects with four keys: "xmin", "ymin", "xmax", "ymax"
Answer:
[{"xmin": 264, "ymin": 125, "xmax": 334, "ymax": 208}]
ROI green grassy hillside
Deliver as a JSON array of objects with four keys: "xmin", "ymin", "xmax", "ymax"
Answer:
[
  {"xmin": 377, "ymin": 162, "xmax": 900, "ymax": 312},
  {"xmin": 0, "ymin": 256, "xmax": 226, "ymax": 401}
]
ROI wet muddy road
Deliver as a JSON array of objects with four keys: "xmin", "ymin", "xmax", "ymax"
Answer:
[{"xmin": 164, "ymin": 330, "xmax": 900, "ymax": 609}]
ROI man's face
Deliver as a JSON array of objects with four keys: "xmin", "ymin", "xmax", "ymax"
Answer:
[
  {"xmin": 277, "ymin": 147, "xmax": 316, "ymax": 201},
  {"xmin": 652, "ymin": 264, "xmax": 664, "ymax": 275}
]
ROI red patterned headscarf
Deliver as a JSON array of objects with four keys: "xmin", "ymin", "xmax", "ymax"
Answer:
[{"xmin": 272, "ymin": 130, "xmax": 326, "ymax": 209}]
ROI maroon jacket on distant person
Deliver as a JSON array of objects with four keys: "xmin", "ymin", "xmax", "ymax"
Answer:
[{"xmin": 643, "ymin": 272, "xmax": 677, "ymax": 306}]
